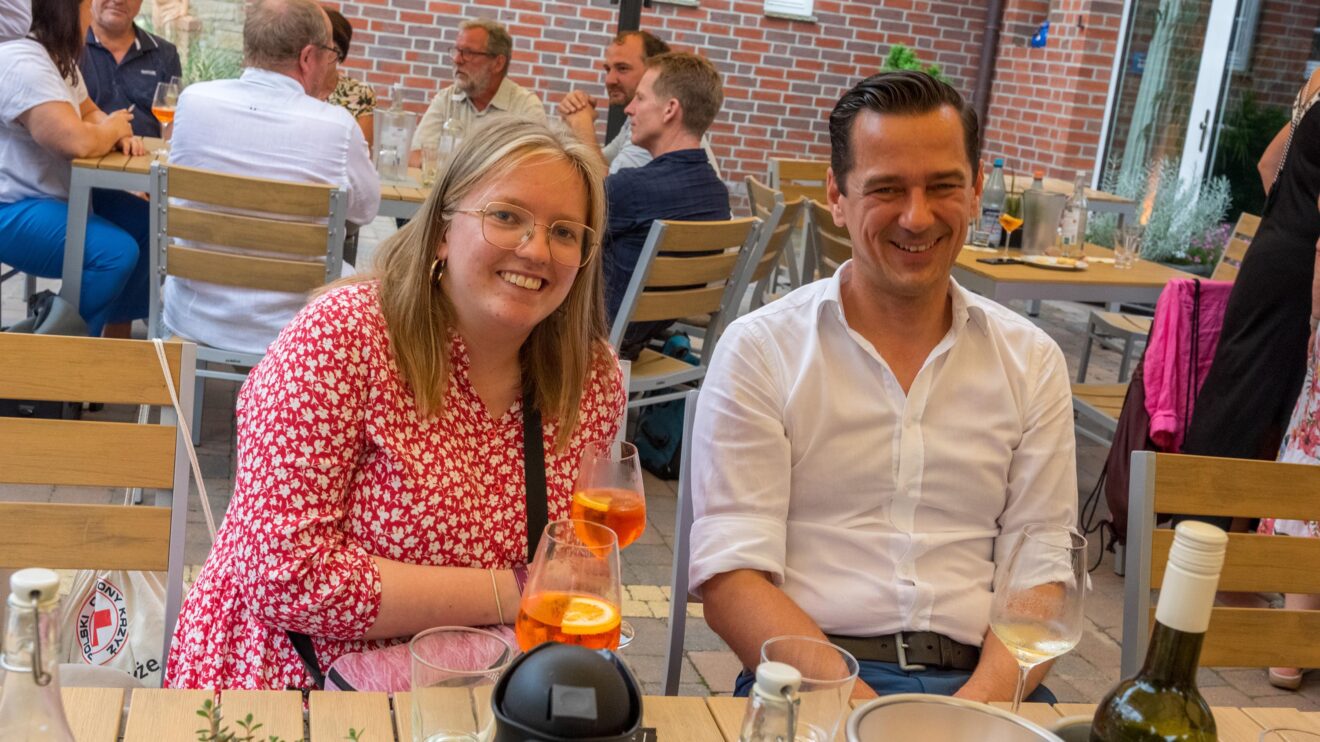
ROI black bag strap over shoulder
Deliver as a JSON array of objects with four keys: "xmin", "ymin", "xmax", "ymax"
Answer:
[
  {"xmin": 523, "ymin": 391, "xmax": 547, "ymax": 562},
  {"xmin": 287, "ymin": 384, "xmax": 549, "ymax": 690}
]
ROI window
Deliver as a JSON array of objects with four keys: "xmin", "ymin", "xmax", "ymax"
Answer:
[{"xmin": 765, "ymin": 0, "xmax": 815, "ymax": 20}]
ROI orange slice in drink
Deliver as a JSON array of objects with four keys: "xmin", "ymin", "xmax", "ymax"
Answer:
[
  {"xmin": 573, "ymin": 490, "xmax": 610, "ymax": 512},
  {"xmin": 560, "ymin": 596, "xmax": 621, "ymax": 635}
]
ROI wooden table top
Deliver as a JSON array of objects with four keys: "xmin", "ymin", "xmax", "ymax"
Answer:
[
  {"xmin": 71, "ymin": 142, "xmax": 429, "ymax": 206},
  {"xmin": 956, "ymin": 245, "xmax": 1199, "ymax": 288},
  {"xmin": 53, "ymin": 686, "xmax": 1320, "ymax": 741}
]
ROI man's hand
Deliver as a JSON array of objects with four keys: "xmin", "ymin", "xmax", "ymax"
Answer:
[
  {"xmin": 118, "ymin": 136, "xmax": 145, "ymax": 156},
  {"xmin": 850, "ymin": 680, "xmax": 879, "ymax": 702},
  {"xmin": 557, "ymin": 90, "xmax": 598, "ymax": 117}
]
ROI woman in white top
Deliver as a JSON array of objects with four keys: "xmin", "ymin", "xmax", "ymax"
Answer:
[{"xmin": 0, "ymin": 0, "xmax": 150, "ymax": 335}]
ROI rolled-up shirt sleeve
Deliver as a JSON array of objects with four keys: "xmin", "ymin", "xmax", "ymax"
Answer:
[
  {"xmin": 993, "ymin": 332, "xmax": 1079, "ymax": 573},
  {"xmin": 688, "ymin": 320, "xmax": 794, "ymax": 598}
]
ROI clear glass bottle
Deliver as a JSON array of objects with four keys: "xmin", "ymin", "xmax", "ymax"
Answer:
[
  {"xmin": 1059, "ymin": 170, "xmax": 1090, "ymax": 258},
  {"xmin": 0, "ymin": 568, "xmax": 77, "ymax": 741},
  {"xmin": 1090, "ymin": 522, "xmax": 1227, "ymax": 741},
  {"xmin": 977, "ymin": 157, "xmax": 1007, "ymax": 247},
  {"xmin": 737, "ymin": 661, "xmax": 801, "ymax": 742},
  {"xmin": 1029, "ymin": 169, "xmax": 1045, "ymax": 192}
]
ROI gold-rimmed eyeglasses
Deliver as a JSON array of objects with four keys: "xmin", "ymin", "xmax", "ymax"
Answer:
[
  {"xmin": 455, "ymin": 201, "xmax": 598, "ymax": 268},
  {"xmin": 451, "ymin": 46, "xmax": 497, "ymax": 61}
]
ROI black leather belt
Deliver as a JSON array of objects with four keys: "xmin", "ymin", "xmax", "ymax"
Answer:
[{"xmin": 826, "ymin": 632, "xmax": 980, "ymax": 672}]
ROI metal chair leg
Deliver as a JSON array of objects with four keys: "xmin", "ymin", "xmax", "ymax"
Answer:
[
  {"xmin": 1077, "ymin": 317, "xmax": 1097, "ymax": 383},
  {"xmin": 1118, "ymin": 336, "xmax": 1136, "ymax": 383},
  {"xmin": 191, "ymin": 373, "xmax": 205, "ymax": 446}
]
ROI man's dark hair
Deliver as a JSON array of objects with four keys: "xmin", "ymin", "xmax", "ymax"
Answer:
[
  {"xmin": 30, "ymin": 0, "xmax": 84, "ymax": 80},
  {"xmin": 326, "ymin": 6, "xmax": 353, "ymax": 60},
  {"xmin": 829, "ymin": 71, "xmax": 981, "ymax": 194},
  {"xmin": 614, "ymin": 30, "xmax": 669, "ymax": 59}
]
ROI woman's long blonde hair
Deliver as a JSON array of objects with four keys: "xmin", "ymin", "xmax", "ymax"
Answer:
[{"xmin": 351, "ymin": 117, "xmax": 610, "ymax": 449}]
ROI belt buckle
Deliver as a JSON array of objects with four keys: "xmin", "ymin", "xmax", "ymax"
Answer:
[{"xmin": 894, "ymin": 631, "xmax": 926, "ymax": 672}]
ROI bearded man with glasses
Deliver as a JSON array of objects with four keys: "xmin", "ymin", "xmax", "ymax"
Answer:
[{"xmin": 411, "ymin": 17, "xmax": 545, "ymax": 162}]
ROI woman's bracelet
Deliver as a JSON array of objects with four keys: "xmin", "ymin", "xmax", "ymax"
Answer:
[{"xmin": 489, "ymin": 568, "xmax": 505, "ymax": 625}]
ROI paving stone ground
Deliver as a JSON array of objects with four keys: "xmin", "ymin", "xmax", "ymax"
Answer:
[{"xmin": 6, "ymin": 220, "xmax": 1320, "ymax": 707}]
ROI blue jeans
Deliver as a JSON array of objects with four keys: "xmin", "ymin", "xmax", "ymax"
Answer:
[
  {"xmin": 0, "ymin": 190, "xmax": 150, "ymax": 335},
  {"xmin": 733, "ymin": 661, "xmax": 1058, "ymax": 702}
]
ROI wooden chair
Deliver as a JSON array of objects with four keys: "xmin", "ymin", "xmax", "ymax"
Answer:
[
  {"xmin": 146, "ymin": 162, "xmax": 348, "ymax": 440},
  {"xmin": 1122, "ymin": 452, "xmax": 1320, "ymax": 677},
  {"xmin": 0, "ymin": 334, "xmax": 196, "ymax": 666},
  {"xmin": 768, "ymin": 159, "xmax": 829, "ymax": 291},
  {"xmin": 609, "ymin": 217, "xmax": 760, "ymax": 409},
  {"xmin": 805, "ymin": 199, "xmax": 852, "ymax": 280},
  {"xmin": 744, "ymin": 177, "xmax": 808, "ymax": 309},
  {"xmin": 662, "ymin": 389, "xmax": 700, "ymax": 695},
  {"xmin": 1077, "ymin": 212, "xmax": 1260, "ymax": 383}
]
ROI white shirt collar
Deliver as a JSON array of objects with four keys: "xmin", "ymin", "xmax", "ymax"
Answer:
[
  {"xmin": 817, "ymin": 259, "xmax": 991, "ymax": 338},
  {"xmin": 239, "ymin": 67, "xmax": 306, "ymax": 93}
]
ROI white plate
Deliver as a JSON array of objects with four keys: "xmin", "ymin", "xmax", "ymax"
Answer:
[{"xmin": 1020, "ymin": 255, "xmax": 1088, "ymax": 271}]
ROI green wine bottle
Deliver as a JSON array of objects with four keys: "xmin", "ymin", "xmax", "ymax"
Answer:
[{"xmin": 1090, "ymin": 521, "xmax": 1228, "ymax": 741}]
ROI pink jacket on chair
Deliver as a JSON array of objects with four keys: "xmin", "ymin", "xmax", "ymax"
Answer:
[{"xmin": 1143, "ymin": 279, "xmax": 1234, "ymax": 452}]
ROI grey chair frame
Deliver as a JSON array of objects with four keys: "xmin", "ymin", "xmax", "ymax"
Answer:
[
  {"xmin": 662, "ymin": 388, "xmax": 700, "ymax": 695},
  {"xmin": 745, "ymin": 178, "xmax": 808, "ymax": 310},
  {"xmin": 609, "ymin": 217, "xmax": 761, "ymax": 408}
]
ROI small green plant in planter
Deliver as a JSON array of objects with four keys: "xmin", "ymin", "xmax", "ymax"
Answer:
[
  {"xmin": 195, "ymin": 700, "xmax": 363, "ymax": 742},
  {"xmin": 881, "ymin": 44, "xmax": 946, "ymax": 82}
]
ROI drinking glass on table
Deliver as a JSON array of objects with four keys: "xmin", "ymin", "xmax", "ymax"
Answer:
[
  {"xmin": 150, "ymin": 80, "xmax": 181, "ymax": 154},
  {"xmin": 409, "ymin": 626, "xmax": 516, "ymax": 742},
  {"xmin": 760, "ymin": 635, "xmax": 859, "ymax": 742},
  {"xmin": 571, "ymin": 440, "xmax": 645, "ymax": 648},
  {"xmin": 989, "ymin": 523, "xmax": 1088, "ymax": 713},
  {"xmin": 1115, "ymin": 223, "xmax": 1145, "ymax": 269},
  {"xmin": 998, "ymin": 195, "xmax": 1024, "ymax": 256},
  {"xmin": 1259, "ymin": 730, "xmax": 1320, "ymax": 741},
  {"xmin": 515, "ymin": 519, "xmax": 624, "ymax": 652}
]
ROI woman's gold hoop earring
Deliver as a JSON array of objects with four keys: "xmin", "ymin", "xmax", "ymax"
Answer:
[{"xmin": 430, "ymin": 258, "xmax": 446, "ymax": 286}]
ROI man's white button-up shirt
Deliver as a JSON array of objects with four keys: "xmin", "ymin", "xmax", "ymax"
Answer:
[{"xmin": 688, "ymin": 262, "xmax": 1078, "ymax": 647}]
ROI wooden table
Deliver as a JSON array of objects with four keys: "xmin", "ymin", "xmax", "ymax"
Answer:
[
  {"xmin": 63, "ymin": 144, "xmax": 425, "ymax": 311},
  {"xmin": 953, "ymin": 245, "xmax": 1201, "ymax": 306},
  {"xmin": 55, "ymin": 686, "xmax": 1320, "ymax": 741}
]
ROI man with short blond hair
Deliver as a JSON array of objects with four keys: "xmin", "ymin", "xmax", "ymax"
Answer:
[
  {"xmin": 164, "ymin": 0, "xmax": 379, "ymax": 355},
  {"xmin": 412, "ymin": 17, "xmax": 544, "ymax": 155},
  {"xmin": 602, "ymin": 51, "xmax": 729, "ymax": 358}
]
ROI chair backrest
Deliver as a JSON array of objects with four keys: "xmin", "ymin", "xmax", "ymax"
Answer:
[
  {"xmin": 146, "ymin": 161, "xmax": 349, "ymax": 341},
  {"xmin": 608, "ymin": 217, "xmax": 761, "ymax": 360},
  {"xmin": 1123, "ymin": 451, "xmax": 1320, "ymax": 677},
  {"xmin": 1209, "ymin": 212, "xmax": 1260, "ymax": 282},
  {"xmin": 0, "ymin": 334, "xmax": 196, "ymax": 666},
  {"xmin": 769, "ymin": 158, "xmax": 829, "ymax": 205},
  {"xmin": 806, "ymin": 199, "xmax": 852, "ymax": 279},
  {"xmin": 744, "ymin": 177, "xmax": 808, "ymax": 309},
  {"xmin": 662, "ymin": 388, "xmax": 700, "ymax": 695}
]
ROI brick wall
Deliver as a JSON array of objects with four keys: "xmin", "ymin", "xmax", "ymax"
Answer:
[
  {"xmin": 1235, "ymin": 0, "xmax": 1316, "ymax": 112},
  {"xmin": 331, "ymin": 0, "xmax": 1002, "ymax": 196}
]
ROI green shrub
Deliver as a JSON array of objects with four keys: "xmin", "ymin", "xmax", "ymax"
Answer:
[
  {"xmin": 1089, "ymin": 156, "xmax": 1231, "ymax": 264},
  {"xmin": 881, "ymin": 44, "xmax": 946, "ymax": 82}
]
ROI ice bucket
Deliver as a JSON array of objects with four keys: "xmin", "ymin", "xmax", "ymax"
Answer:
[
  {"xmin": 1022, "ymin": 190, "xmax": 1067, "ymax": 256},
  {"xmin": 847, "ymin": 694, "xmax": 1063, "ymax": 742},
  {"xmin": 372, "ymin": 108, "xmax": 418, "ymax": 183}
]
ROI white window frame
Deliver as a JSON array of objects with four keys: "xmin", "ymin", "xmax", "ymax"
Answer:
[{"xmin": 765, "ymin": 0, "xmax": 815, "ymax": 21}]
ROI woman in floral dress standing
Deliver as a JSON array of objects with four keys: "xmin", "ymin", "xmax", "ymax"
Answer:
[{"xmin": 165, "ymin": 117, "xmax": 624, "ymax": 689}]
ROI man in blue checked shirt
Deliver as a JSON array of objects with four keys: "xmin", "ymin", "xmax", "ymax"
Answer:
[{"xmin": 79, "ymin": 0, "xmax": 181, "ymax": 138}]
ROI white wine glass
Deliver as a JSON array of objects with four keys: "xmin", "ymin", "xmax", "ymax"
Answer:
[{"xmin": 990, "ymin": 523, "xmax": 1088, "ymax": 713}]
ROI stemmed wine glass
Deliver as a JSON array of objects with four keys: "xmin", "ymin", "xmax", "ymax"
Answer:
[
  {"xmin": 998, "ymin": 195, "xmax": 1024, "ymax": 257},
  {"xmin": 150, "ymin": 79, "xmax": 181, "ymax": 154},
  {"xmin": 990, "ymin": 523, "xmax": 1088, "ymax": 713},
  {"xmin": 514, "ymin": 519, "xmax": 623, "ymax": 652},
  {"xmin": 570, "ymin": 440, "xmax": 645, "ymax": 647}
]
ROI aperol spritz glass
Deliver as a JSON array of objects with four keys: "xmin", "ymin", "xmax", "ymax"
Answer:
[{"xmin": 514, "ymin": 519, "xmax": 623, "ymax": 652}]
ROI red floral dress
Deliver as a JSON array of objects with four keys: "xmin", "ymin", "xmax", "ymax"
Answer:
[
  {"xmin": 165, "ymin": 282, "xmax": 624, "ymax": 689},
  {"xmin": 1261, "ymin": 331, "xmax": 1320, "ymax": 538}
]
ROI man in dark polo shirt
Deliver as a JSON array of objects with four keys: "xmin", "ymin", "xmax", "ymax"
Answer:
[
  {"xmin": 603, "ymin": 51, "xmax": 730, "ymax": 360},
  {"xmin": 79, "ymin": 0, "xmax": 182, "ymax": 138}
]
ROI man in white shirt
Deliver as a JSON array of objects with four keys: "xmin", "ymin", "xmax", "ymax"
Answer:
[
  {"xmin": 689, "ymin": 71, "xmax": 1077, "ymax": 702},
  {"xmin": 165, "ymin": 0, "xmax": 380, "ymax": 355},
  {"xmin": 0, "ymin": 0, "xmax": 29, "ymax": 40},
  {"xmin": 411, "ymin": 17, "xmax": 545, "ymax": 158},
  {"xmin": 557, "ymin": 31, "xmax": 719, "ymax": 176}
]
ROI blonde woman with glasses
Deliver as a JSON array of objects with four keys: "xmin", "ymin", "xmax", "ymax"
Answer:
[{"xmin": 165, "ymin": 117, "xmax": 624, "ymax": 690}]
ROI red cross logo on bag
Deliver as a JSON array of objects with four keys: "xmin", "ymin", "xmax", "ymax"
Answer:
[{"xmin": 76, "ymin": 577, "xmax": 130, "ymax": 664}]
